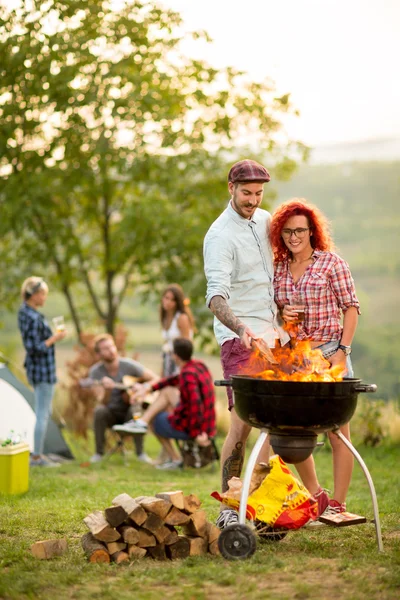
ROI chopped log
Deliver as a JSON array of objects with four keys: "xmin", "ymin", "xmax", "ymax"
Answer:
[
  {"xmin": 31, "ymin": 538, "xmax": 68, "ymax": 560},
  {"xmin": 164, "ymin": 506, "xmax": 191, "ymax": 526},
  {"xmin": 119, "ymin": 525, "xmax": 140, "ymax": 545},
  {"xmin": 209, "ymin": 539, "xmax": 221, "ymax": 556},
  {"xmin": 104, "ymin": 505, "xmax": 128, "ymax": 528},
  {"xmin": 182, "ymin": 510, "xmax": 208, "ymax": 538},
  {"xmin": 112, "ymin": 493, "xmax": 147, "ymax": 526},
  {"xmin": 156, "ymin": 491, "xmax": 185, "ymax": 510},
  {"xmin": 186, "ymin": 536, "xmax": 208, "ymax": 556},
  {"xmin": 128, "ymin": 545, "xmax": 147, "ymax": 560},
  {"xmin": 142, "ymin": 513, "xmax": 164, "ymax": 535},
  {"xmin": 142, "ymin": 513, "xmax": 171, "ymax": 543},
  {"xmin": 154, "ymin": 525, "xmax": 172, "ymax": 544},
  {"xmin": 136, "ymin": 528, "xmax": 157, "ymax": 548},
  {"xmin": 183, "ymin": 494, "xmax": 202, "ymax": 514},
  {"xmin": 139, "ymin": 496, "xmax": 172, "ymax": 520},
  {"xmin": 164, "ymin": 528, "xmax": 179, "ymax": 546},
  {"xmin": 110, "ymin": 550, "xmax": 129, "ymax": 564},
  {"xmin": 205, "ymin": 522, "xmax": 221, "ymax": 544},
  {"xmin": 133, "ymin": 495, "xmax": 147, "ymax": 503},
  {"xmin": 147, "ymin": 543, "xmax": 167, "ymax": 561},
  {"xmin": 81, "ymin": 533, "xmax": 110, "ymax": 564},
  {"xmin": 83, "ymin": 511, "xmax": 121, "ymax": 542},
  {"xmin": 166, "ymin": 536, "xmax": 190, "ymax": 560},
  {"xmin": 106, "ymin": 541, "xmax": 127, "ymax": 555}
]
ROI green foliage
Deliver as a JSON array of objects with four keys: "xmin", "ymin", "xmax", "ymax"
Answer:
[
  {"xmin": 353, "ymin": 399, "xmax": 386, "ymax": 447},
  {"xmin": 0, "ymin": 0, "xmax": 303, "ymax": 335}
]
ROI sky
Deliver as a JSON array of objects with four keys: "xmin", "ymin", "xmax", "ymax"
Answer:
[{"xmin": 160, "ymin": 0, "xmax": 400, "ymax": 147}]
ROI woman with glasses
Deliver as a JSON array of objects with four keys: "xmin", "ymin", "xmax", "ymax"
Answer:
[
  {"xmin": 270, "ymin": 198, "xmax": 360, "ymax": 520},
  {"xmin": 18, "ymin": 277, "xmax": 67, "ymax": 467}
]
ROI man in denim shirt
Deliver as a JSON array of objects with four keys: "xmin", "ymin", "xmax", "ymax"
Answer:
[{"xmin": 203, "ymin": 159, "xmax": 292, "ymax": 529}]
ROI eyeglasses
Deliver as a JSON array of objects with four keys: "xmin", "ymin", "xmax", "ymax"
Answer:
[{"xmin": 281, "ymin": 227, "xmax": 310, "ymax": 239}]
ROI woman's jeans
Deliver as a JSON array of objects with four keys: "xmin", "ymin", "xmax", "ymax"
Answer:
[
  {"xmin": 33, "ymin": 382, "xmax": 55, "ymax": 455},
  {"xmin": 316, "ymin": 341, "xmax": 354, "ymax": 377}
]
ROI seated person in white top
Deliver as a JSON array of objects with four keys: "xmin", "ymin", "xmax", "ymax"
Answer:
[{"xmin": 89, "ymin": 334, "xmax": 159, "ymax": 464}]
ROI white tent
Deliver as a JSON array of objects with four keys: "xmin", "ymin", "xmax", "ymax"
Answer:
[
  {"xmin": 0, "ymin": 364, "xmax": 73, "ymax": 458},
  {"xmin": 0, "ymin": 377, "xmax": 36, "ymax": 449}
]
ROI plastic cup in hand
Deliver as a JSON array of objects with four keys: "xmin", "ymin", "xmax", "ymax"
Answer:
[
  {"xmin": 290, "ymin": 295, "xmax": 306, "ymax": 323},
  {"xmin": 52, "ymin": 316, "xmax": 65, "ymax": 333}
]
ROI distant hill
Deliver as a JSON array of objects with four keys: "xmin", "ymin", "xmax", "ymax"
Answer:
[{"xmin": 310, "ymin": 137, "xmax": 400, "ymax": 164}]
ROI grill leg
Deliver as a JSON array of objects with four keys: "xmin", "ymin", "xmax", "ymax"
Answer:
[
  {"xmin": 239, "ymin": 430, "xmax": 269, "ymax": 525},
  {"xmin": 333, "ymin": 428, "xmax": 384, "ymax": 553}
]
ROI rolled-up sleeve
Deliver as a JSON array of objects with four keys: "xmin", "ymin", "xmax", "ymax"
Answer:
[
  {"xmin": 330, "ymin": 257, "xmax": 361, "ymax": 314},
  {"xmin": 203, "ymin": 232, "xmax": 234, "ymax": 307}
]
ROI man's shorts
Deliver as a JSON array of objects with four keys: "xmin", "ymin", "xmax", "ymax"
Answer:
[
  {"xmin": 220, "ymin": 338, "xmax": 253, "ymax": 410},
  {"xmin": 153, "ymin": 412, "xmax": 190, "ymax": 440}
]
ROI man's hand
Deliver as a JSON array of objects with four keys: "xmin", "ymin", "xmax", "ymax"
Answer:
[
  {"xmin": 129, "ymin": 382, "xmax": 151, "ymax": 405},
  {"xmin": 101, "ymin": 376, "xmax": 116, "ymax": 390},
  {"xmin": 237, "ymin": 324, "xmax": 257, "ymax": 350},
  {"xmin": 195, "ymin": 432, "xmax": 210, "ymax": 447}
]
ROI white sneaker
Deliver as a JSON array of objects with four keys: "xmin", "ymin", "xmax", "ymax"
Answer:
[
  {"xmin": 137, "ymin": 453, "xmax": 153, "ymax": 465},
  {"xmin": 90, "ymin": 453, "xmax": 103, "ymax": 463},
  {"xmin": 216, "ymin": 509, "xmax": 239, "ymax": 530},
  {"xmin": 112, "ymin": 419, "xmax": 148, "ymax": 434},
  {"xmin": 155, "ymin": 459, "xmax": 183, "ymax": 470},
  {"xmin": 30, "ymin": 456, "xmax": 60, "ymax": 468}
]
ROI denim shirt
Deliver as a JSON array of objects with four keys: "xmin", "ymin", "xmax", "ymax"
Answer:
[{"xmin": 203, "ymin": 201, "xmax": 289, "ymax": 347}]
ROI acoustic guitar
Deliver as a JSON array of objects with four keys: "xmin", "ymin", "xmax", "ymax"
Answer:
[{"xmin": 79, "ymin": 375, "xmax": 152, "ymax": 407}]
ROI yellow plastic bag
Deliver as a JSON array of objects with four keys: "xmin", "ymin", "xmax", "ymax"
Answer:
[{"xmin": 211, "ymin": 455, "xmax": 318, "ymax": 529}]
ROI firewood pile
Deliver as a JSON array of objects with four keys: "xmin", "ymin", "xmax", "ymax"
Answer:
[{"xmin": 81, "ymin": 490, "xmax": 221, "ymax": 563}]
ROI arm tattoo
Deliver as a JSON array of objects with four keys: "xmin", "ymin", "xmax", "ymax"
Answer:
[
  {"xmin": 222, "ymin": 442, "xmax": 245, "ymax": 492},
  {"xmin": 210, "ymin": 296, "xmax": 245, "ymax": 337}
]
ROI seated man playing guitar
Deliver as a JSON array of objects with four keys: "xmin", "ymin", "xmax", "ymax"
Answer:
[
  {"xmin": 87, "ymin": 334, "xmax": 159, "ymax": 463},
  {"xmin": 114, "ymin": 338, "xmax": 216, "ymax": 470}
]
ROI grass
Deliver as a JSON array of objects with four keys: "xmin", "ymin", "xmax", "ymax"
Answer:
[{"xmin": 1, "ymin": 436, "xmax": 400, "ymax": 600}]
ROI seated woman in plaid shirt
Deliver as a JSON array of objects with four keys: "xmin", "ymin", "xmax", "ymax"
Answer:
[
  {"xmin": 114, "ymin": 338, "xmax": 216, "ymax": 470},
  {"xmin": 270, "ymin": 198, "xmax": 360, "ymax": 519},
  {"xmin": 18, "ymin": 277, "xmax": 67, "ymax": 467}
]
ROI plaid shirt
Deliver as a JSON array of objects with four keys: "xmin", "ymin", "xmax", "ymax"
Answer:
[
  {"xmin": 17, "ymin": 303, "xmax": 56, "ymax": 384},
  {"xmin": 274, "ymin": 251, "xmax": 360, "ymax": 342},
  {"xmin": 151, "ymin": 359, "xmax": 216, "ymax": 439}
]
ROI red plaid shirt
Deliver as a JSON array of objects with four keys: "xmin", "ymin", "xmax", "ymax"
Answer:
[
  {"xmin": 274, "ymin": 251, "xmax": 360, "ymax": 342},
  {"xmin": 151, "ymin": 359, "xmax": 216, "ymax": 439}
]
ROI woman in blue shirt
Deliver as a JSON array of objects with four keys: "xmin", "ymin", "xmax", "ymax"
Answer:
[{"xmin": 18, "ymin": 277, "xmax": 66, "ymax": 466}]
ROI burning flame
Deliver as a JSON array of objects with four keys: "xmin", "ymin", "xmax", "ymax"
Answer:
[{"xmin": 241, "ymin": 340, "xmax": 344, "ymax": 382}]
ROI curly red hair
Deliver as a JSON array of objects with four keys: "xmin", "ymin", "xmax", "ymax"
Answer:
[{"xmin": 270, "ymin": 198, "xmax": 334, "ymax": 262}]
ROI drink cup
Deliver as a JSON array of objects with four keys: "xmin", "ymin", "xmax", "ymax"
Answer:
[
  {"xmin": 290, "ymin": 296, "xmax": 306, "ymax": 323},
  {"xmin": 52, "ymin": 316, "xmax": 65, "ymax": 332}
]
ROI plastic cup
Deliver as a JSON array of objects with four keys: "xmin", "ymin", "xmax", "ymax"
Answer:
[
  {"xmin": 52, "ymin": 316, "xmax": 65, "ymax": 332},
  {"xmin": 290, "ymin": 296, "xmax": 306, "ymax": 323}
]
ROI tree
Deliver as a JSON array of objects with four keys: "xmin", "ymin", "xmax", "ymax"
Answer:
[{"xmin": 0, "ymin": 0, "xmax": 306, "ymax": 337}]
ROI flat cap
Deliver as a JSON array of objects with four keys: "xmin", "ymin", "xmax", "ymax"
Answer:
[{"xmin": 228, "ymin": 159, "xmax": 270, "ymax": 184}]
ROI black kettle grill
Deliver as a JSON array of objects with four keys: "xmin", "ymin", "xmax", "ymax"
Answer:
[{"xmin": 214, "ymin": 376, "xmax": 383, "ymax": 559}]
